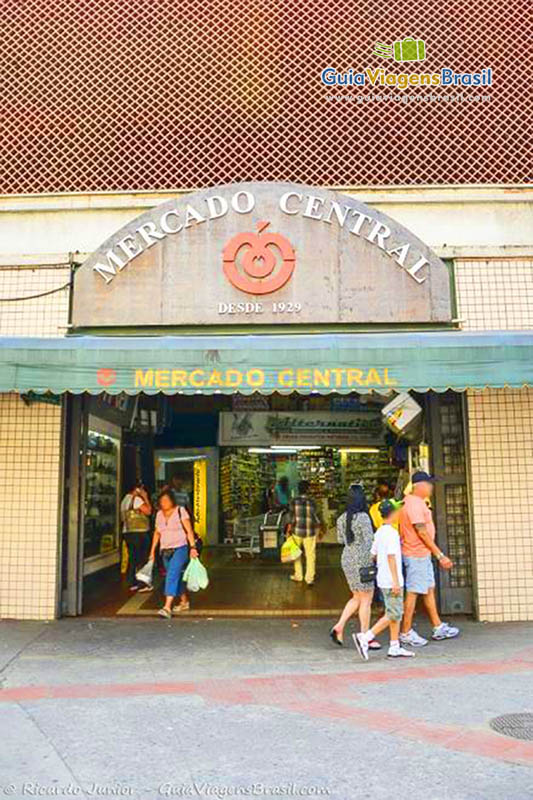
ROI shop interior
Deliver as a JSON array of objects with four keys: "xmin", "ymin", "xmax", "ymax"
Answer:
[{"xmin": 79, "ymin": 390, "xmax": 436, "ymax": 617}]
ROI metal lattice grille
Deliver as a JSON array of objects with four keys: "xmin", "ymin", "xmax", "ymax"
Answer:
[
  {"xmin": 0, "ymin": 0, "xmax": 530, "ymax": 193},
  {"xmin": 444, "ymin": 484, "xmax": 472, "ymax": 589},
  {"xmin": 438, "ymin": 392, "xmax": 472, "ymax": 591}
]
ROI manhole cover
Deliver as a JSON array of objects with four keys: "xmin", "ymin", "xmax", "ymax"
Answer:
[{"xmin": 490, "ymin": 713, "xmax": 533, "ymax": 741}]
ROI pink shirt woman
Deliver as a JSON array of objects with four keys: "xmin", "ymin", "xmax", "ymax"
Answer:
[
  {"xmin": 155, "ymin": 506, "xmax": 190, "ymax": 549},
  {"xmin": 149, "ymin": 489, "xmax": 198, "ymax": 620}
]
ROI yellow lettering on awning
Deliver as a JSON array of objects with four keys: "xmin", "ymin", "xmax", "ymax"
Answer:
[
  {"xmin": 297, "ymin": 368, "xmax": 312, "ymax": 387},
  {"xmin": 313, "ymin": 369, "xmax": 330, "ymax": 387},
  {"xmin": 278, "ymin": 369, "xmax": 294, "ymax": 387},
  {"xmin": 247, "ymin": 369, "xmax": 265, "ymax": 387},
  {"xmin": 226, "ymin": 370, "xmax": 242, "ymax": 387},
  {"xmin": 135, "ymin": 369, "xmax": 154, "ymax": 388},
  {"xmin": 330, "ymin": 368, "xmax": 345, "ymax": 387},
  {"xmin": 207, "ymin": 370, "xmax": 224, "ymax": 387},
  {"xmin": 155, "ymin": 369, "xmax": 170, "ymax": 388},
  {"xmin": 189, "ymin": 369, "xmax": 205, "ymax": 387},
  {"xmin": 347, "ymin": 369, "xmax": 364, "ymax": 386},
  {"xmin": 171, "ymin": 370, "xmax": 187, "ymax": 387},
  {"xmin": 365, "ymin": 368, "xmax": 382, "ymax": 386}
]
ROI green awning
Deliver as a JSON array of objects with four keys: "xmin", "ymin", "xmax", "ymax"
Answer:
[{"xmin": 1, "ymin": 331, "xmax": 532, "ymax": 395}]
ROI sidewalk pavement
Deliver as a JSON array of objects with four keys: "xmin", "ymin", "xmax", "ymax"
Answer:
[{"xmin": 1, "ymin": 617, "xmax": 533, "ymax": 800}]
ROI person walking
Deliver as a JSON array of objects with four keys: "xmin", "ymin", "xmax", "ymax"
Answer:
[
  {"xmin": 354, "ymin": 499, "xmax": 415, "ymax": 660},
  {"xmin": 286, "ymin": 480, "xmax": 323, "ymax": 586},
  {"xmin": 274, "ymin": 476, "xmax": 291, "ymax": 509},
  {"xmin": 120, "ymin": 483, "xmax": 152, "ymax": 592},
  {"xmin": 149, "ymin": 489, "xmax": 199, "ymax": 618},
  {"xmin": 369, "ymin": 479, "xmax": 395, "ymax": 530},
  {"xmin": 169, "ymin": 474, "xmax": 191, "ymax": 510},
  {"xmin": 330, "ymin": 483, "xmax": 379, "ymax": 649},
  {"xmin": 399, "ymin": 471, "xmax": 459, "ymax": 647}
]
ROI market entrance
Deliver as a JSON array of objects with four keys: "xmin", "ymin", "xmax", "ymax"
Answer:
[{"xmin": 62, "ymin": 390, "xmax": 473, "ymax": 619}]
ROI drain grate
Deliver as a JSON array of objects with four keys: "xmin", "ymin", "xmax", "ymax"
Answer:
[{"xmin": 490, "ymin": 713, "xmax": 533, "ymax": 741}]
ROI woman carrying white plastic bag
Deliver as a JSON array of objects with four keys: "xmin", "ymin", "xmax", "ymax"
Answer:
[
  {"xmin": 148, "ymin": 489, "xmax": 199, "ymax": 619},
  {"xmin": 135, "ymin": 558, "xmax": 155, "ymax": 588}
]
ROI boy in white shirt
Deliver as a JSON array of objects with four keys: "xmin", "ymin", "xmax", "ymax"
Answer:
[{"xmin": 354, "ymin": 499, "xmax": 415, "ymax": 660}]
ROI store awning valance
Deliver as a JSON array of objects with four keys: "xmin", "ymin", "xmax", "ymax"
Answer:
[{"xmin": 0, "ymin": 331, "xmax": 532, "ymax": 396}]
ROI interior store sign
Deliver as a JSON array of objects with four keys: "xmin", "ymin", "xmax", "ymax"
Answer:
[
  {"xmin": 218, "ymin": 411, "xmax": 386, "ymax": 447},
  {"xmin": 73, "ymin": 181, "xmax": 452, "ymax": 326}
]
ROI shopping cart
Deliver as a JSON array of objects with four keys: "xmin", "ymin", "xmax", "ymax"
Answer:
[
  {"xmin": 233, "ymin": 514, "xmax": 264, "ymax": 558},
  {"xmin": 259, "ymin": 511, "xmax": 287, "ymax": 560}
]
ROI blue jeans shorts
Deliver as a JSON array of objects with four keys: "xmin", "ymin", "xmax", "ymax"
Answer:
[
  {"xmin": 162, "ymin": 545, "xmax": 189, "ymax": 597},
  {"xmin": 403, "ymin": 555, "xmax": 436, "ymax": 595}
]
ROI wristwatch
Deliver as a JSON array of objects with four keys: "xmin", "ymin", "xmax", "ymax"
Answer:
[{"xmin": 436, "ymin": 551, "xmax": 444, "ymax": 561}]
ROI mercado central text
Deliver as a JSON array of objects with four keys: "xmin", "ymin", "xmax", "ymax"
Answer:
[
  {"xmin": 93, "ymin": 189, "xmax": 432, "ymax": 286},
  {"xmin": 134, "ymin": 367, "xmax": 399, "ymax": 390}
]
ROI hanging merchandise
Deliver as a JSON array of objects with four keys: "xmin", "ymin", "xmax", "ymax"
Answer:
[
  {"xmin": 220, "ymin": 449, "xmax": 275, "ymax": 526},
  {"xmin": 84, "ymin": 428, "xmax": 120, "ymax": 561},
  {"xmin": 381, "ymin": 392, "xmax": 423, "ymax": 436}
]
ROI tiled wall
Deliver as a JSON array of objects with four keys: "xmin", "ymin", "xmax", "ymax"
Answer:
[
  {"xmin": 0, "ymin": 263, "xmax": 68, "ymax": 618},
  {"xmin": 455, "ymin": 258, "xmax": 533, "ymax": 331},
  {"xmin": 0, "ymin": 394, "xmax": 62, "ymax": 619},
  {"xmin": 467, "ymin": 389, "xmax": 533, "ymax": 621},
  {"xmin": 456, "ymin": 258, "xmax": 533, "ymax": 620},
  {"xmin": 0, "ymin": 264, "xmax": 70, "ymax": 336}
]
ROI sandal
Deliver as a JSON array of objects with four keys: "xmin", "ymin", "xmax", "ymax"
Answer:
[
  {"xmin": 173, "ymin": 602, "xmax": 190, "ymax": 614},
  {"xmin": 158, "ymin": 608, "xmax": 171, "ymax": 619},
  {"xmin": 329, "ymin": 627, "xmax": 343, "ymax": 647}
]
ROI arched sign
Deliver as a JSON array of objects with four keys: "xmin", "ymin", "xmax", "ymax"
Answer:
[{"xmin": 72, "ymin": 182, "xmax": 451, "ymax": 326}]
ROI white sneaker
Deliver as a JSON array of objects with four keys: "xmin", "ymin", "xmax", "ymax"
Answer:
[
  {"xmin": 432, "ymin": 622, "xmax": 460, "ymax": 640},
  {"xmin": 388, "ymin": 645, "xmax": 416, "ymax": 658},
  {"xmin": 352, "ymin": 632, "xmax": 369, "ymax": 661},
  {"xmin": 387, "ymin": 645, "xmax": 416, "ymax": 658},
  {"xmin": 400, "ymin": 629, "xmax": 428, "ymax": 648}
]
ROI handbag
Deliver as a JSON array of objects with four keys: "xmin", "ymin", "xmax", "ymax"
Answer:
[
  {"xmin": 124, "ymin": 508, "xmax": 149, "ymax": 532},
  {"xmin": 280, "ymin": 535, "xmax": 303, "ymax": 563},
  {"xmin": 124, "ymin": 494, "xmax": 149, "ymax": 532},
  {"xmin": 359, "ymin": 565, "xmax": 378, "ymax": 584}
]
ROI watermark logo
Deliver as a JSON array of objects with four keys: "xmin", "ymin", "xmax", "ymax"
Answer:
[
  {"xmin": 321, "ymin": 35, "xmax": 492, "ymax": 90},
  {"xmin": 222, "ymin": 221, "xmax": 296, "ymax": 295},
  {"xmin": 373, "ymin": 37, "xmax": 426, "ymax": 62}
]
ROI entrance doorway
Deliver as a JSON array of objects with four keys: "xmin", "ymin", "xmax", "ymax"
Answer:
[{"xmin": 62, "ymin": 391, "xmax": 473, "ymax": 618}]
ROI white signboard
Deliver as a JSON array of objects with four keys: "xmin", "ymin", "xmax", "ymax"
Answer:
[{"xmin": 218, "ymin": 411, "xmax": 386, "ymax": 447}]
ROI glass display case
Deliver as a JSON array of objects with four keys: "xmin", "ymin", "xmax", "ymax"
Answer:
[{"xmin": 83, "ymin": 417, "xmax": 121, "ymax": 574}]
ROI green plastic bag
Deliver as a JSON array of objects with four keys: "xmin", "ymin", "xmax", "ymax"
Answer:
[{"xmin": 183, "ymin": 558, "xmax": 209, "ymax": 592}]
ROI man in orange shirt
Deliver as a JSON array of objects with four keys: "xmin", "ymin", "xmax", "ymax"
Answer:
[{"xmin": 399, "ymin": 471, "xmax": 459, "ymax": 647}]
